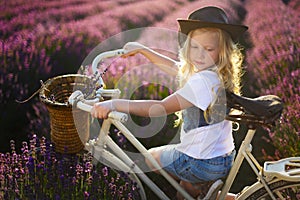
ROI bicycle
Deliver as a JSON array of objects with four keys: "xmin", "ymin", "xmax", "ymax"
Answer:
[{"xmin": 68, "ymin": 49, "xmax": 300, "ymax": 200}]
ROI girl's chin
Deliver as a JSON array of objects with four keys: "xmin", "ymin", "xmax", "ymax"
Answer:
[{"xmin": 195, "ymin": 65, "xmax": 210, "ymax": 71}]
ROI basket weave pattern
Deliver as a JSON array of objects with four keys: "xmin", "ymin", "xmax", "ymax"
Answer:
[{"xmin": 40, "ymin": 74, "xmax": 94, "ymax": 153}]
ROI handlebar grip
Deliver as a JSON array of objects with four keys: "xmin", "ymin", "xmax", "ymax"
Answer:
[
  {"xmin": 75, "ymin": 101, "xmax": 128, "ymax": 123},
  {"xmin": 92, "ymin": 49, "xmax": 125, "ymax": 74},
  {"xmin": 96, "ymin": 88, "xmax": 121, "ymax": 98}
]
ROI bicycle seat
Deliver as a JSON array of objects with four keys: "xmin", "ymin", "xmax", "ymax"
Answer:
[{"xmin": 225, "ymin": 91, "xmax": 284, "ymax": 127}]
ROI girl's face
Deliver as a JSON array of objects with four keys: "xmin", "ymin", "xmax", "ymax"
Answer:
[{"xmin": 189, "ymin": 29, "xmax": 220, "ymax": 71}]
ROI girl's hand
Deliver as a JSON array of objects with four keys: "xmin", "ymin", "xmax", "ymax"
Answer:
[
  {"xmin": 122, "ymin": 42, "xmax": 146, "ymax": 58},
  {"xmin": 91, "ymin": 100, "xmax": 115, "ymax": 119}
]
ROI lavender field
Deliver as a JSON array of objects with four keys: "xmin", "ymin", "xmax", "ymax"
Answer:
[{"xmin": 1, "ymin": 0, "xmax": 299, "ymax": 199}]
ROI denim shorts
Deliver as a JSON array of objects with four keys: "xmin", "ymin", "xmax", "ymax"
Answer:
[{"xmin": 160, "ymin": 145, "xmax": 235, "ymax": 183}]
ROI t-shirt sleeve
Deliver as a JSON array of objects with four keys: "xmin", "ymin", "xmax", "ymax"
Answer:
[{"xmin": 175, "ymin": 72, "xmax": 219, "ymax": 110}]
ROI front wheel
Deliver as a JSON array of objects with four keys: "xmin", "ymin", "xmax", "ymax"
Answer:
[{"xmin": 237, "ymin": 179, "xmax": 300, "ymax": 200}]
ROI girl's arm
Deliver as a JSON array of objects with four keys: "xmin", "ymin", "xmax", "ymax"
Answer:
[
  {"xmin": 122, "ymin": 42, "xmax": 179, "ymax": 76},
  {"xmin": 91, "ymin": 93, "xmax": 192, "ymax": 119}
]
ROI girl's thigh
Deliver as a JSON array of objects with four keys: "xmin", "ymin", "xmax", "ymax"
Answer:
[{"xmin": 159, "ymin": 146, "xmax": 235, "ymax": 183}]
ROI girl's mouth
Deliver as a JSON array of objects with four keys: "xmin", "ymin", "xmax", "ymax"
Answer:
[{"xmin": 194, "ymin": 61, "xmax": 205, "ymax": 66}]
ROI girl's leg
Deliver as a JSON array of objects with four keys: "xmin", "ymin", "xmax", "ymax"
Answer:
[
  {"xmin": 176, "ymin": 181, "xmax": 200, "ymax": 199},
  {"xmin": 145, "ymin": 147, "xmax": 163, "ymax": 172},
  {"xmin": 146, "ymin": 146, "xmax": 237, "ymax": 199},
  {"xmin": 145, "ymin": 146, "xmax": 180, "ymax": 180}
]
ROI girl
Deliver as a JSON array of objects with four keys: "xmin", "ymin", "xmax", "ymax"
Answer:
[{"xmin": 91, "ymin": 6, "xmax": 248, "ymax": 200}]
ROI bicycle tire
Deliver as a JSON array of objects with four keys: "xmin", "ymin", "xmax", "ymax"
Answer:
[{"xmin": 237, "ymin": 179, "xmax": 300, "ymax": 200}]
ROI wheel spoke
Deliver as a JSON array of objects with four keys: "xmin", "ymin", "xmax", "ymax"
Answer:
[
  {"xmin": 274, "ymin": 190, "xmax": 285, "ymax": 199},
  {"xmin": 273, "ymin": 185, "xmax": 300, "ymax": 200}
]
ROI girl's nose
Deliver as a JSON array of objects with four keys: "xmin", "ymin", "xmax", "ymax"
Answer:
[{"xmin": 198, "ymin": 48, "xmax": 206, "ymax": 58}]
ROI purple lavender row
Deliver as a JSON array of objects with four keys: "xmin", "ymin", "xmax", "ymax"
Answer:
[
  {"xmin": 1, "ymin": 0, "xmax": 186, "ymax": 40},
  {"xmin": 62, "ymin": 0, "xmax": 187, "ymax": 39},
  {"xmin": 0, "ymin": 0, "xmax": 114, "ymax": 19},
  {"xmin": 1, "ymin": 1, "xmax": 118, "ymax": 39},
  {"xmin": 244, "ymin": 0, "xmax": 300, "ymax": 158},
  {"xmin": 244, "ymin": 0, "xmax": 299, "ymax": 104},
  {"xmin": 0, "ymin": 135, "xmax": 138, "ymax": 199},
  {"xmin": 0, "ymin": 33, "xmax": 51, "ymax": 103}
]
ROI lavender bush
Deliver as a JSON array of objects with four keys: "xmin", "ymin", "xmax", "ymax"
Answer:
[
  {"xmin": 0, "ymin": 135, "xmax": 139, "ymax": 200},
  {"xmin": 244, "ymin": 0, "xmax": 300, "ymax": 158},
  {"xmin": 0, "ymin": 1, "xmax": 118, "ymax": 38}
]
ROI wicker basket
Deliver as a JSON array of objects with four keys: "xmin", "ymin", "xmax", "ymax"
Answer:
[{"xmin": 39, "ymin": 74, "xmax": 95, "ymax": 154}]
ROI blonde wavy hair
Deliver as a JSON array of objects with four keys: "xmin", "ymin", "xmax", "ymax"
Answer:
[{"xmin": 175, "ymin": 27, "xmax": 244, "ymax": 125}]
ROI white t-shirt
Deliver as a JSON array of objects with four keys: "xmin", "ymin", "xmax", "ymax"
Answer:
[{"xmin": 174, "ymin": 70, "xmax": 234, "ymax": 159}]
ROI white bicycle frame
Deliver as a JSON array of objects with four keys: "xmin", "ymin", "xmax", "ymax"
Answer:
[{"xmin": 68, "ymin": 49, "xmax": 300, "ymax": 200}]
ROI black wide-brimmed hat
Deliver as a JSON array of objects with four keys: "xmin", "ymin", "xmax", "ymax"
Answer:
[{"xmin": 177, "ymin": 6, "xmax": 248, "ymax": 46}]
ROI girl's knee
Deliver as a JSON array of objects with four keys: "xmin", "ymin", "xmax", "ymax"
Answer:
[{"xmin": 145, "ymin": 148, "xmax": 162, "ymax": 171}]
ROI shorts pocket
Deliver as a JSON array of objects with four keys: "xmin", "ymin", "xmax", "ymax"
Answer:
[{"xmin": 190, "ymin": 157, "xmax": 230, "ymax": 182}]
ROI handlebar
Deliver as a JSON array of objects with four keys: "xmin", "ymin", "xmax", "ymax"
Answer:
[
  {"xmin": 69, "ymin": 49, "xmax": 127, "ymax": 122},
  {"xmin": 96, "ymin": 88, "xmax": 121, "ymax": 98},
  {"xmin": 68, "ymin": 90, "xmax": 128, "ymax": 123},
  {"xmin": 92, "ymin": 49, "xmax": 126, "ymax": 75}
]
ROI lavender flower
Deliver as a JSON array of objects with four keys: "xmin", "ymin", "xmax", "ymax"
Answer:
[
  {"xmin": 0, "ymin": 136, "xmax": 139, "ymax": 199},
  {"xmin": 244, "ymin": 0, "xmax": 300, "ymax": 158}
]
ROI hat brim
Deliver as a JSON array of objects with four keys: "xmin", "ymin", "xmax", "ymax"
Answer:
[{"xmin": 177, "ymin": 19, "xmax": 248, "ymax": 45}]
